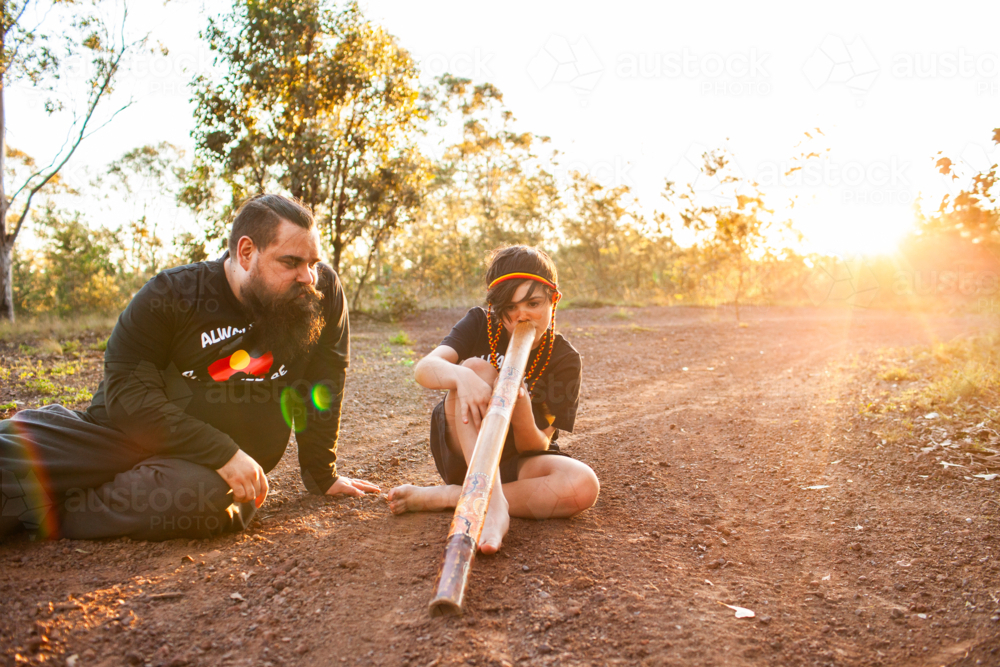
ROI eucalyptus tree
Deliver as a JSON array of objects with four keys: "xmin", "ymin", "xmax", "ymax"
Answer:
[
  {"xmin": 191, "ymin": 0, "xmax": 429, "ymax": 274},
  {"xmin": 0, "ymin": 0, "xmax": 142, "ymax": 321}
]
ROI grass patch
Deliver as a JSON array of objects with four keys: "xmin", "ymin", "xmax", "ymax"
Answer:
[
  {"xmin": 563, "ymin": 298, "xmax": 616, "ymax": 309},
  {"xmin": 26, "ymin": 377, "xmax": 59, "ymax": 396},
  {"xmin": 611, "ymin": 308, "xmax": 633, "ymax": 320},
  {"xmin": 389, "ymin": 331, "xmax": 413, "ymax": 346},
  {"xmin": 879, "ymin": 366, "xmax": 917, "ymax": 382},
  {"xmin": 858, "ymin": 333, "xmax": 1000, "ymax": 448},
  {"xmin": 0, "ymin": 313, "xmax": 118, "ymax": 343}
]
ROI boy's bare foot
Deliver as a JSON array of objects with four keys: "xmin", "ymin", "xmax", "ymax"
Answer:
[
  {"xmin": 478, "ymin": 489, "xmax": 510, "ymax": 555},
  {"xmin": 387, "ymin": 484, "xmax": 460, "ymax": 515}
]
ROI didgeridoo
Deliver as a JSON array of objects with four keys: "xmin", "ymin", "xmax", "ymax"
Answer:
[{"xmin": 428, "ymin": 321, "xmax": 536, "ymax": 616}]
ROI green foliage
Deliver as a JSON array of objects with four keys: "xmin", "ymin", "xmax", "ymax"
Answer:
[
  {"xmin": 191, "ymin": 0, "xmax": 430, "ymax": 286},
  {"xmin": 26, "ymin": 376, "xmax": 58, "ymax": 396},
  {"xmin": 879, "ymin": 367, "xmax": 916, "ymax": 382},
  {"xmin": 558, "ymin": 172, "xmax": 676, "ymax": 302},
  {"xmin": 12, "ymin": 207, "xmax": 128, "ymax": 317},
  {"xmin": 375, "ymin": 281, "xmax": 419, "ymax": 322},
  {"xmin": 389, "ymin": 331, "xmax": 413, "ymax": 346},
  {"xmin": 861, "ymin": 333, "xmax": 1000, "ymax": 421},
  {"xmin": 926, "ymin": 129, "xmax": 1000, "ymax": 253},
  {"xmin": 368, "ymin": 76, "xmax": 562, "ymax": 308},
  {"xmin": 0, "ymin": 0, "xmax": 146, "ymax": 322},
  {"xmin": 663, "ymin": 147, "xmax": 803, "ymax": 320}
]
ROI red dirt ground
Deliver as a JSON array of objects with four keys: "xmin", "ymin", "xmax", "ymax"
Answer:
[{"xmin": 1, "ymin": 305, "xmax": 998, "ymax": 667}]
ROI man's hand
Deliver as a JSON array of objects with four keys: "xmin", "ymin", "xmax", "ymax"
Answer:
[
  {"xmin": 216, "ymin": 450, "xmax": 269, "ymax": 507},
  {"xmin": 325, "ymin": 476, "xmax": 381, "ymax": 498}
]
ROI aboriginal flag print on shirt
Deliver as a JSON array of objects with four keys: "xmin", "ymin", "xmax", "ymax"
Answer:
[
  {"xmin": 84, "ymin": 250, "xmax": 352, "ymax": 495},
  {"xmin": 208, "ymin": 349, "xmax": 274, "ymax": 381}
]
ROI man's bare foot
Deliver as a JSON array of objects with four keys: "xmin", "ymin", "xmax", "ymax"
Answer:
[
  {"xmin": 478, "ymin": 488, "xmax": 510, "ymax": 555},
  {"xmin": 387, "ymin": 484, "xmax": 460, "ymax": 515}
]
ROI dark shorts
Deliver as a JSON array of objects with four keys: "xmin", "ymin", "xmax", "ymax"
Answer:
[{"xmin": 428, "ymin": 399, "xmax": 571, "ymax": 485}]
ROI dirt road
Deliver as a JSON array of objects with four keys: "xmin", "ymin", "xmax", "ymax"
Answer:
[{"xmin": 1, "ymin": 305, "xmax": 998, "ymax": 666}]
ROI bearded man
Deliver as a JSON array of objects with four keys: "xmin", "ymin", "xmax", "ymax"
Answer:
[{"xmin": 0, "ymin": 194, "xmax": 378, "ymax": 541}]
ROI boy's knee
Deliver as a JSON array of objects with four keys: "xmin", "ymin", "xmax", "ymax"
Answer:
[
  {"xmin": 569, "ymin": 465, "xmax": 600, "ymax": 514},
  {"xmin": 461, "ymin": 357, "xmax": 498, "ymax": 382}
]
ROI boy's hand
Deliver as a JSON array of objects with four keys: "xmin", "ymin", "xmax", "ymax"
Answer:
[
  {"xmin": 457, "ymin": 366, "xmax": 493, "ymax": 429},
  {"xmin": 216, "ymin": 449, "xmax": 269, "ymax": 507},
  {"xmin": 517, "ymin": 381, "xmax": 531, "ymax": 402}
]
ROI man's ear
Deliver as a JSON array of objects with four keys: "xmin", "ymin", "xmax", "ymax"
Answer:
[{"xmin": 236, "ymin": 235, "xmax": 256, "ymax": 271}]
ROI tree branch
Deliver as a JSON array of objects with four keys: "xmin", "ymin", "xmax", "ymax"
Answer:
[{"xmin": 8, "ymin": 10, "xmax": 142, "ymax": 245}]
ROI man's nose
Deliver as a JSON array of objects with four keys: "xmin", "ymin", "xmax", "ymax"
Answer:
[{"xmin": 297, "ymin": 264, "xmax": 316, "ymax": 285}]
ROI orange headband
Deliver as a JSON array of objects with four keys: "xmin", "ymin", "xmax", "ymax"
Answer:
[{"xmin": 487, "ymin": 272, "xmax": 559, "ymax": 292}]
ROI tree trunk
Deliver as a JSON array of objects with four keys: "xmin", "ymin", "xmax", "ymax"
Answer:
[
  {"xmin": 0, "ymin": 236, "xmax": 12, "ymax": 322},
  {"xmin": 0, "ymin": 39, "xmax": 11, "ymax": 323}
]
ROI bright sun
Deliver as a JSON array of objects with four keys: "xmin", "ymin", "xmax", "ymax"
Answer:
[{"xmin": 789, "ymin": 194, "xmax": 915, "ymax": 257}]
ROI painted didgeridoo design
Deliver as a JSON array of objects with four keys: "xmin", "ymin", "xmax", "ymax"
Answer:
[{"xmin": 428, "ymin": 321, "xmax": 536, "ymax": 616}]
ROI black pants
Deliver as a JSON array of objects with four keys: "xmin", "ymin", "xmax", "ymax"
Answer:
[
  {"xmin": 428, "ymin": 399, "xmax": 570, "ymax": 485},
  {"xmin": 1, "ymin": 405, "xmax": 255, "ymax": 541}
]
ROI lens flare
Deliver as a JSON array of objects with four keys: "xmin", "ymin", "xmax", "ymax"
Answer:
[
  {"xmin": 280, "ymin": 387, "xmax": 307, "ymax": 433},
  {"xmin": 311, "ymin": 384, "xmax": 332, "ymax": 412}
]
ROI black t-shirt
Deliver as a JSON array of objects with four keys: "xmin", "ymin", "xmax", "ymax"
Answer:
[
  {"xmin": 440, "ymin": 307, "xmax": 581, "ymax": 443},
  {"xmin": 85, "ymin": 253, "xmax": 350, "ymax": 494}
]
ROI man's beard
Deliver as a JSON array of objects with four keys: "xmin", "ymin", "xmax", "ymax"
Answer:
[{"xmin": 240, "ymin": 269, "xmax": 325, "ymax": 363}]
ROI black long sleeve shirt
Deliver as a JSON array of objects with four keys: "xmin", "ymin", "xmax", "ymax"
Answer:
[{"xmin": 85, "ymin": 253, "xmax": 350, "ymax": 494}]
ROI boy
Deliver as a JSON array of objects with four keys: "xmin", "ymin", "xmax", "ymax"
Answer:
[{"xmin": 388, "ymin": 245, "xmax": 599, "ymax": 553}]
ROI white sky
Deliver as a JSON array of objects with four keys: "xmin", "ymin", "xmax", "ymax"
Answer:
[{"xmin": 10, "ymin": 0, "xmax": 1000, "ymax": 256}]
